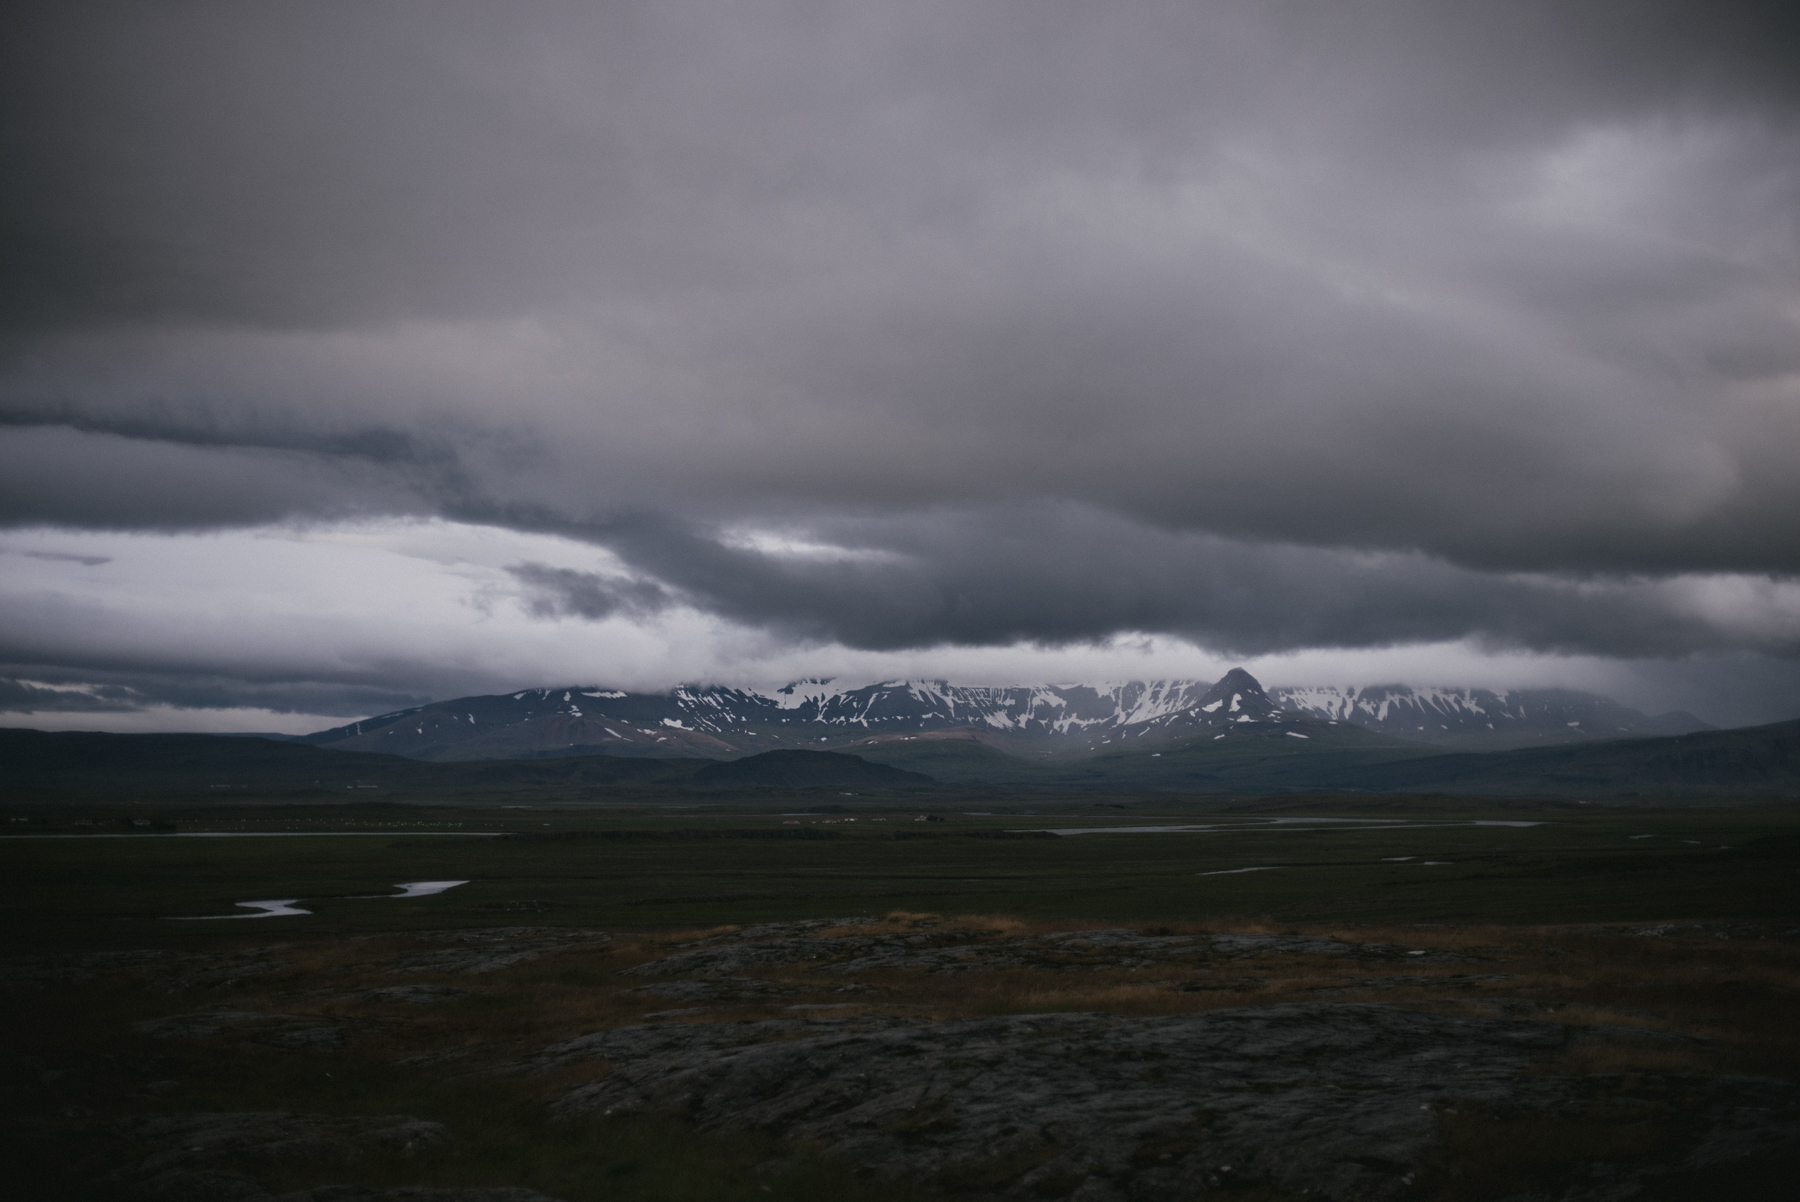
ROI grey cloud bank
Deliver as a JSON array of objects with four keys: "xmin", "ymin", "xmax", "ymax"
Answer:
[
  {"xmin": 2, "ymin": 2, "xmax": 1797, "ymax": 727},
  {"xmin": 511, "ymin": 505, "xmax": 1800, "ymax": 658}
]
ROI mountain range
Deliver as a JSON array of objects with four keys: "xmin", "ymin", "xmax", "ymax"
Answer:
[
  {"xmin": 10, "ymin": 668, "xmax": 1785, "ymax": 800},
  {"xmin": 289, "ymin": 670, "xmax": 1712, "ymax": 763},
  {"xmin": 4, "ymin": 667, "xmax": 1793, "ymax": 799}
]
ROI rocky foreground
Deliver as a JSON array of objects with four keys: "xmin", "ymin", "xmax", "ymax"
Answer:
[
  {"xmin": 10, "ymin": 918, "xmax": 1800, "ymax": 1200},
  {"xmin": 99, "ymin": 1111, "xmax": 559, "ymax": 1202},
  {"xmin": 512, "ymin": 920, "xmax": 1800, "ymax": 1201},
  {"xmin": 540, "ymin": 1004, "xmax": 1783, "ymax": 1201}
]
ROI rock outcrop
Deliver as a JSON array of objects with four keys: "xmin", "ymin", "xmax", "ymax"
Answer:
[{"xmin": 531, "ymin": 1005, "xmax": 1795, "ymax": 1200}]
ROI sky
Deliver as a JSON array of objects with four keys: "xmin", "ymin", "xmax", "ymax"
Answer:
[{"xmin": 3, "ymin": 1, "xmax": 1799, "ymax": 734}]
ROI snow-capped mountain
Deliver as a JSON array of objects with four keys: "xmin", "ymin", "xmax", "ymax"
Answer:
[
  {"xmin": 298, "ymin": 670, "xmax": 1711, "ymax": 762},
  {"xmin": 769, "ymin": 677, "xmax": 1240, "ymax": 743},
  {"xmin": 298, "ymin": 678, "xmax": 1234, "ymax": 761},
  {"xmin": 1270, "ymin": 684, "xmax": 1712, "ymax": 749}
]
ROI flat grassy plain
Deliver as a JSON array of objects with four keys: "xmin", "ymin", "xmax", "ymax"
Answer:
[
  {"xmin": 4, "ymin": 793, "xmax": 1799, "ymax": 1200},
  {"xmin": 6, "ymin": 795, "xmax": 1798, "ymax": 938}
]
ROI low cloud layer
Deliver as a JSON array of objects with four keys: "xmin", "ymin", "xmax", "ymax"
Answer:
[
  {"xmin": 2, "ymin": 3, "xmax": 1797, "ymax": 727},
  {"xmin": 512, "ymin": 505, "xmax": 1800, "ymax": 658}
]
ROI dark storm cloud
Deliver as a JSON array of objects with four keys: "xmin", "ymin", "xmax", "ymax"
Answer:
[
  {"xmin": 3, "ymin": 1, "xmax": 1799, "ymax": 692},
  {"xmin": 506, "ymin": 562, "xmax": 675, "ymax": 622},
  {"xmin": 22, "ymin": 550, "xmax": 109, "ymax": 567},
  {"xmin": 0, "ymin": 676, "xmax": 142, "ymax": 713},
  {"xmin": 511, "ymin": 505, "xmax": 1796, "ymax": 659},
  {"xmin": 1, "ymin": 402, "xmax": 441, "ymax": 464},
  {"xmin": 0, "ymin": 395, "xmax": 495, "ymax": 529},
  {"xmin": 0, "ymin": 425, "xmax": 436, "ymax": 530},
  {"xmin": 1605, "ymin": 652, "xmax": 1800, "ymax": 730},
  {"xmin": 0, "ymin": 579, "xmax": 452, "ymax": 717},
  {"xmin": 0, "ymin": 667, "xmax": 424, "ymax": 718},
  {"xmin": 5, "ymin": 1, "xmax": 1793, "ymax": 332}
]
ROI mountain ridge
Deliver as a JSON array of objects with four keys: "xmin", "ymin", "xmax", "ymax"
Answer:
[
  {"xmin": 2, "ymin": 667, "xmax": 1789, "ymax": 800},
  {"xmin": 287, "ymin": 670, "xmax": 1714, "ymax": 763},
  {"xmin": 1271, "ymin": 683, "xmax": 1711, "ymax": 750}
]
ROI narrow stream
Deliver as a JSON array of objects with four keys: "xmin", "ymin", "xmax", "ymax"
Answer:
[
  {"xmin": 389, "ymin": 879, "xmax": 470, "ymax": 897},
  {"xmin": 171, "ymin": 899, "xmax": 311, "ymax": 920},
  {"xmin": 170, "ymin": 880, "xmax": 469, "ymax": 919}
]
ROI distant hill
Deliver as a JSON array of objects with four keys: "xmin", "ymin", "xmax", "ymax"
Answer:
[
  {"xmin": 838, "ymin": 730, "xmax": 1067, "ymax": 784},
  {"xmin": 6, "ymin": 692, "xmax": 1792, "ymax": 800},
  {"xmin": 0, "ymin": 732, "xmax": 932, "ymax": 798},
  {"xmin": 1023, "ymin": 713, "xmax": 1799, "ymax": 798},
  {"xmin": 0, "ymin": 728, "xmax": 707, "ymax": 796},
  {"xmin": 1327, "ymin": 717, "xmax": 1800, "ymax": 797},
  {"xmin": 690, "ymin": 749, "xmax": 934, "ymax": 791}
]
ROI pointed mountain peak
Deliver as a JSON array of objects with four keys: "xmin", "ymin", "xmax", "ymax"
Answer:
[
  {"xmin": 1214, "ymin": 667, "xmax": 1267, "ymax": 694},
  {"xmin": 1195, "ymin": 668, "xmax": 1279, "ymax": 723}
]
